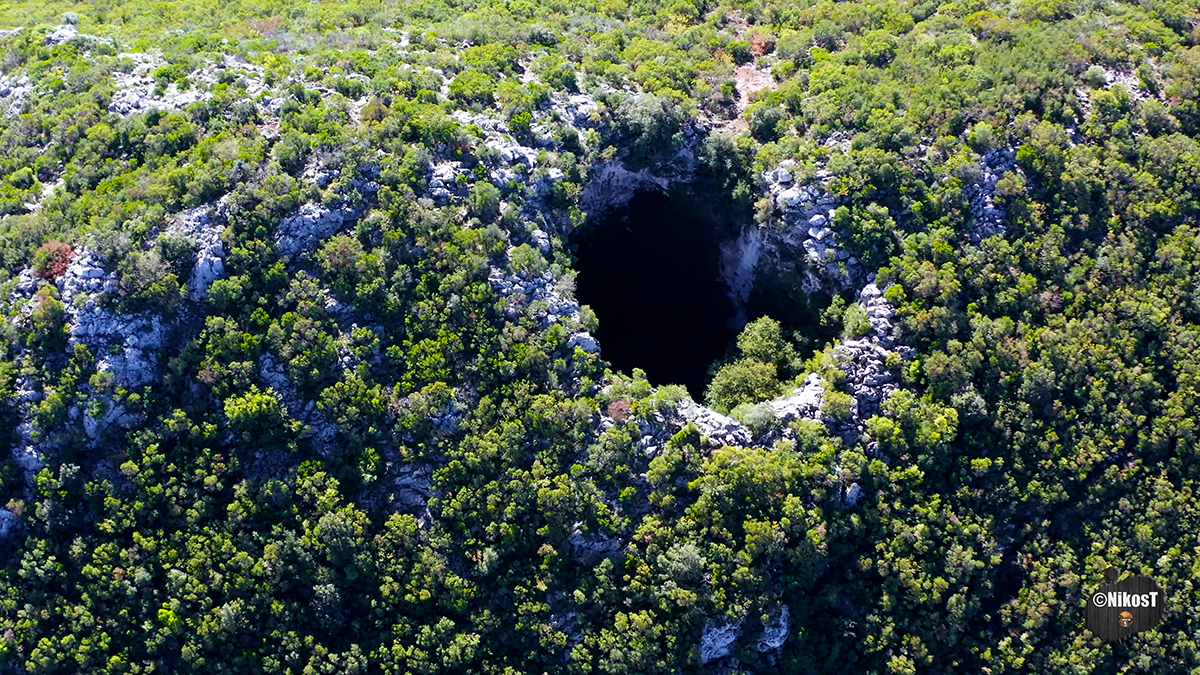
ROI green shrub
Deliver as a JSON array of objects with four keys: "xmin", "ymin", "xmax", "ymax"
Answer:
[{"xmin": 449, "ymin": 69, "xmax": 498, "ymax": 105}]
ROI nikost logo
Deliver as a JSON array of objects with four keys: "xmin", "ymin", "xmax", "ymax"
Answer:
[{"xmin": 1085, "ymin": 568, "xmax": 1166, "ymax": 642}]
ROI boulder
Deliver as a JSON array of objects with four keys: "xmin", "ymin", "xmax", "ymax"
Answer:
[
  {"xmin": 44, "ymin": 24, "xmax": 77, "ymax": 46},
  {"xmin": 677, "ymin": 399, "xmax": 752, "ymax": 447},
  {"xmin": 757, "ymin": 605, "xmax": 790, "ymax": 653},
  {"xmin": 699, "ymin": 620, "xmax": 743, "ymax": 663}
]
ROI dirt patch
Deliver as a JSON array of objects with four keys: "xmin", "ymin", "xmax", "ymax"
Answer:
[
  {"xmin": 734, "ymin": 64, "xmax": 776, "ymax": 110},
  {"xmin": 718, "ymin": 65, "xmax": 776, "ymax": 134}
]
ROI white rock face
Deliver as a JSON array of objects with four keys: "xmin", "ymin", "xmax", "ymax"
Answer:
[
  {"xmin": 829, "ymin": 283, "xmax": 902, "ymax": 434},
  {"xmin": 719, "ymin": 226, "xmax": 761, "ymax": 316},
  {"xmin": 677, "ymin": 399, "xmax": 752, "ymax": 447},
  {"xmin": 274, "ymin": 202, "xmax": 362, "ymax": 259},
  {"xmin": 843, "ymin": 482, "xmax": 863, "ymax": 508},
  {"xmin": 258, "ymin": 353, "xmax": 337, "ymax": 453},
  {"xmin": 562, "ymin": 93, "xmax": 599, "ymax": 126},
  {"xmin": 770, "ymin": 372, "xmax": 825, "ymax": 424},
  {"xmin": 0, "ymin": 72, "xmax": 31, "ymax": 118},
  {"xmin": 44, "ymin": 24, "xmax": 77, "ymax": 46},
  {"xmin": 569, "ymin": 523, "xmax": 623, "ymax": 558},
  {"xmin": 426, "ymin": 161, "xmax": 466, "ymax": 204},
  {"xmin": 759, "ymin": 164, "xmax": 863, "ymax": 291},
  {"xmin": 757, "ymin": 604, "xmax": 790, "ymax": 653},
  {"xmin": 579, "ymin": 161, "xmax": 672, "ymax": 217},
  {"xmin": 394, "ymin": 466, "xmax": 433, "ymax": 508},
  {"xmin": 83, "ymin": 401, "xmax": 137, "ymax": 442},
  {"xmin": 11, "ymin": 443, "xmax": 43, "ymax": 475},
  {"xmin": 1104, "ymin": 68, "xmax": 1151, "ymax": 102},
  {"xmin": 167, "ymin": 204, "xmax": 228, "ymax": 301},
  {"xmin": 61, "ymin": 250, "xmax": 167, "ymax": 390},
  {"xmin": 0, "ymin": 508, "xmax": 18, "ymax": 538},
  {"xmin": 699, "ymin": 619, "xmax": 743, "ymax": 663},
  {"xmin": 488, "ymin": 266, "xmax": 588, "ymax": 335},
  {"xmin": 108, "ymin": 52, "xmax": 266, "ymax": 117},
  {"xmin": 965, "ymin": 148, "xmax": 1018, "ymax": 241},
  {"xmin": 568, "ymin": 332, "xmax": 600, "ymax": 353}
]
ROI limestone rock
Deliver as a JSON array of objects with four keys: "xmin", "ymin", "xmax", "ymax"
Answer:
[
  {"xmin": 752, "ymin": 166, "xmax": 864, "ymax": 293},
  {"xmin": 44, "ymin": 24, "xmax": 77, "ymax": 46},
  {"xmin": 0, "ymin": 508, "xmax": 18, "ymax": 539},
  {"xmin": 59, "ymin": 250, "xmax": 167, "ymax": 390},
  {"xmin": 964, "ymin": 148, "xmax": 1019, "ymax": 241},
  {"xmin": 757, "ymin": 605, "xmax": 790, "ymax": 653},
  {"xmin": 107, "ymin": 52, "xmax": 266, "ymax": 117},
  {"xmin": 394, "ymin": 466, "xmax": 433, "ymax": 508},
  {"xmin": 275, "ymin": 202, "xmax": 361, "ymax": 259},
  {"xmin": 427, "ymin": 161, "xmax": 466, "ymax": 204},
  {"xmin": 770, "ymin": 372, "xmax": 825, "ymax": 424},
  {"xmin": 569, "ymin": 523, "xmax": 623, "ymax": 559},
  {"xmin": 168, "ymin": 204, "xmax": 228, "ymax": 301},
  {"xmin": 0, "ymin": 73, "xmax": 31, "ymax": 118},
  {"xmin": 677, "ymin": 399, "xmax": 752, "ymax": 447},
  {"xmin": 259, "ymin": 353, "xmax": 337, "ymax": 453},
  {"xmin": 568, "ymin": 332, "xmax": 600, "ymax": 354},
  {"xmin": 843, "ymin": 482, "xmax": 863, "ymax": 508},
  {"xmin": 699, "ymin": 620, "xmax": 743, "ymax": 664},
  {"xmin": 11, "ymin": 445, "xmax": 43, "ymax": 474}
]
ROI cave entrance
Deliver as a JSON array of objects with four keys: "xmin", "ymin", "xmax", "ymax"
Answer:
[{"xmin": 570, "ymin": 189, "xmax": 740, "ymax": 399}]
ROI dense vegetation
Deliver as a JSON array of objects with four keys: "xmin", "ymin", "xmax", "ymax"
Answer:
[{"xmin": 1, "ymin": 0, "xmax": 1200, "ymax": 672}]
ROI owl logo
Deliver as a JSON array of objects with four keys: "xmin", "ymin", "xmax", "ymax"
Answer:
[{"xmin": 1118, "ymin": 611, "xmax": 1133, "ymax": 628}]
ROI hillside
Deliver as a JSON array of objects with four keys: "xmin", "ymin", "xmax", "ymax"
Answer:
[{"xmin": 1, "ymin": 0, "xmax": 1200, "ymax": 672}]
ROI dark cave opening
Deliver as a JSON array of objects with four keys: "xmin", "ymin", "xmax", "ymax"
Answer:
[{"xmin": 570, "ymin": 189, "xmax": 741, "ymax": 399}]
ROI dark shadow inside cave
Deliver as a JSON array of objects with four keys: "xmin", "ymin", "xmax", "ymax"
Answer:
[{"xmin": 570, "ymin": 189, "xmax": 739, "ymax": 399}]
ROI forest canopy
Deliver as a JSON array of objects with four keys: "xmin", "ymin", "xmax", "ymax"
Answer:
[{"xmin": 1, "ymin": 0, "xmax": 1199, "ymax": 672}]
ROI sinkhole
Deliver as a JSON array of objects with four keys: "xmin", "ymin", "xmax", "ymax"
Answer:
[
  {"xmin": 571, "ymin": 190, "xmax": 736, "ymax": 398},
  {"xmin": 570, "ymin": 187, "xmax": 842, "ymax": 399}
]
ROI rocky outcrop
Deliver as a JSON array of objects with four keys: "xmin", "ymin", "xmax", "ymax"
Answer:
[
  {"xmin": 832, "ymin": 282, "xmax": 905, "ymax": 429},
  {"xmin": 579, "ymin": 161, "xmax": 675, "ymax": 216},
  {"xmin": 964, "ymin": 148, "xmax": 1017, "ymax": 241},
  {"xmin": 43, "ymin": 24, "xmax": 78, "ymax": 46},
  {"xmin": 769, "ymin": 372, "xmax": 825, "ymax": 425},
  {"xmin": 488, "ymin": 265, "xmax": 591, "ymax": 334},
  {"xmin": 258, "ymin": 352, "xmax": 337, "ymax": 454},
  {"xmin": 569, "ymin": 523, "xmax": 623, "ymax": 560},
  {"xmin": 275, "ymin": 201, "xmax": 363, "ymax": 259},
  {"xmin": 756, "ymin": 604, "xmax": 790, "ymax": 655},
  {"xmin": 394, "ymin": 465, "xmax": 433, "ymax": 509},
  {"xmin": 167, "ymin": 203, "xmax": 228, "ymax": 302},
  {"xmin": 760, "ymin": 162, "xmax": 863, "ymax": 291},
  {"xmin": 676, "ymin": 399, "xmax": 753, "ymax": 447},
  {"xmin": 0, "ymin": 72, "xmax": 31, "ymax": 118},
  {"xmin": 0, "ymin": 508, "xmax": 18, "ymax": 538},
  {"xmin": 61, "ymin": 250, "xmax": 167, "ymax": 390},
  {"xmin": 425, "ymin": 161, "xmax": 468, "ymax": 205},
  {"xmin": 699, "ymin": 619, "xmax": 743, "ymax": 664},
  {"xmin": 108, "ymin": 52, "xmax": 267, "ymax": 117},
  {"xmin": 1103, "ymin": 68, "xmax": 1151, "ymax": 102},
  {"xmin": 696, "ymin": 605, "xmax": 788, "ymax": 667}
]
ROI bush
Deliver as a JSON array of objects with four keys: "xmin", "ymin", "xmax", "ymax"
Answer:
[
  {"xmin": 748, "ymin": 103, "xmax": 785, "ymax": 142},
  {"xmin": 731, "ymin": 402, "xmax": 781, "ymax": 436},
  {"xmin": 705, "ymin": 359, "xmax": 779, "ymax": 413},
  {"xmin": 449, "ymin": 69, "xmax": 497, "ymax": 105},
  {"xmin": 32, "ymin": 241, "xmax": 74, "ymax": 281},
  {"xmin": 726, "ymin": 40, "xmax": 754, "ymax": 64},
  {"xmin": 842, "ymin": 303, "xmax": 872, "ymax": 338},
  {"xmin": 224, "ymin": 386, "xmax": 285, "ymax": 439},
  {"xmin": 509, "ymin": 243, "xmax": 547, "ymax": 276},
  {"xmin": 470, "ymin": 181, "xmax": 501, "ymax": 220},
  {"xmin": 616, "ymin": 94, "xmax": 687, "ymax": 168},
  {"xmin": 7, "ymin": 167, "xmax": 35, "ymax": 190}
]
